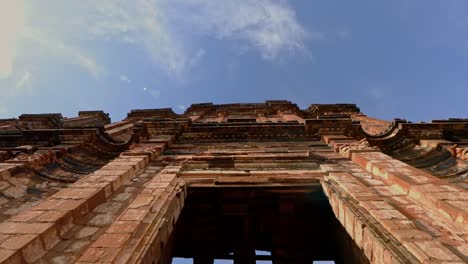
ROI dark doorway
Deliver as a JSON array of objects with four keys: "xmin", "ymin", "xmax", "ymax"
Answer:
[{"xmin": 169, "ymin": 184, "xmax": 367, "ymax": 264}]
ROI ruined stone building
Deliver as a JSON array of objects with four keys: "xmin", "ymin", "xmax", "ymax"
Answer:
[{"xmin": 0, "ymin": 101, "xmax": 466, "ymax": 263}]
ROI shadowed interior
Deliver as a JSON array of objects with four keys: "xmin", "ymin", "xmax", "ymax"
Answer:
[{"xmin": 168, "ymin": 185, "xmax": 367, "ymax": 264}]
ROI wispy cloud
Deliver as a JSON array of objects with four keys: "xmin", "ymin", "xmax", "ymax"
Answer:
[
  {"xmin": 65, "ymin": 0, "xmax": 309, "ymax": 77},
  {"xmin": 72, "ymin": 0, "xmax": 192, "ymax": 78},
  {"xmin": 161, "ymin": 0, "xmax": 309, "ymax": 60},
  {"xmin": 74, "ymin": 53, "xmax": 103, "ymax": 78},
  {"xmin": 4, "ymin": 70, "xmax": 34, "ymax": 96},
  {"xmin": 24, "ymin": 31, "xmax": 104, "ymax": 78},
  {"xmin": 119, "ymin": 74, "xmax": 131, "ymax": 83},
  {"xmin": 2, "ymin": 0, "xmax": 309, "ymax": 80},
  {"xmin": 0, "ymin": 0, "xmax": 26, "ymax": 78},
  {"xmin": 189, "ymin": 49, "xmax": 206, "ymax": 68},
  {"xmin": 0, "ymin": 0, "xmax": 103, "ymax": 79},
  {"xmin": 16, "ymin": 71, "xmax": 32, "ymax": 90},
  {"xmin": 144, "ymin": 88, "xmax": 161, "ymax": 100}
]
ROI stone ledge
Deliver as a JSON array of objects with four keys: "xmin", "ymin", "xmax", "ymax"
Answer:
[
  {"xmin": 322, "ymin": 180, "xmax": 408, "ymax": 263},
  {"xmin": 322, "ymin": 177, "xmax": 466, "ymax": 263},
  {"xmin": 325, "ymin": 136, "xmax": 468, "ymax": 229},
  {"xmin": 0, "ymin": 141, "xmax": 172, "ymax": 263},
  {"xmin": 352, "ymin": 152, "xmax": 468, "ymax": 229},
  {"xmin": 77, "ymin": 165, "xmax": 184, "ymax": 263}
]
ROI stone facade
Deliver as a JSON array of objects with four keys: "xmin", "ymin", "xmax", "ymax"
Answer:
[{"xmin": 0, "ymin": 101, "xmax": 466, "ymax": 263}]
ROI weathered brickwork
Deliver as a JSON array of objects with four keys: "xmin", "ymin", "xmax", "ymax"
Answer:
[
  {"xmin": 0, "ymin": 101, "xmax": 466, "ymax": 263},
  {"xmin": 323, "ymin": 135, "xmax": 467, "ymax": 263}
]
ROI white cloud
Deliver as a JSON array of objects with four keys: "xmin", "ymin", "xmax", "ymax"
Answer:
[
  {"xmin": 1, "ymin": 0, "xmax": 309, "ymax": 80},
  {"xmin": 16, "ymin": 71, "xmax": 31, "ymax": 88},
  {"xmin": 189, "ymin": 49, "xmax": 206, "ymax": 68},
  {"xmin": 158, "ymin": 0, "xmax": 309, "ymax": 60},
  {"xmin": 119, "ymin": 74, "xmax": 131, "ymax": 83},
  {"xmin": 177, "ymin": 105, "xmax": 186, "ymax": 110},
  {"xmin": 143, "ymin": 87, "xmax": 161, "ymax": 100},
  {"xmin": 16, "ymin": 71, "xmax": 32, "ymax": 93},
  {"xmin": 74, "ymin": 53, "xmax": 103, "ymax": 78},
  {"xmin": 65, "ymin": 0, "xmax": 309, "ymax": 77},
  {"xmin": 73, "ymin": 0, "xmax": 191, "ymax": 78},
  {"xmin": 0, "ymin": 0, "xmax": 26, "ymax": 78},
  {"xmin": 23, "ymin": 31, "xmax": 104, "ymax": 78},
  {"xmin": 0, "ymin": 0, "xmax": 103, "ymax": 79},
  {"xmin": 4, "ymin": 71, "xmax": 33, "ymax": 96}
]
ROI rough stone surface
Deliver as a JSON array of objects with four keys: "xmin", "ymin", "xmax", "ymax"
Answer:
[{"xmin": 0, "ymin": 102, "xmax": 465, "ymax": 264}]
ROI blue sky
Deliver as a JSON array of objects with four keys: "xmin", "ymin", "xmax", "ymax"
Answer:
[
  {"xmin": 1, "ymin": 0, "xmax": 467, "ymax": 122},
  {"xmin": 172, "ymin": 257, "xmax": 334, "ymax": 264}
]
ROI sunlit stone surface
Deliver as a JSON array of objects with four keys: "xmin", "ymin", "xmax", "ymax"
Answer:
[{"xmin": 0, "ymin": 102, "xmax": 466, "ymax": 263}]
